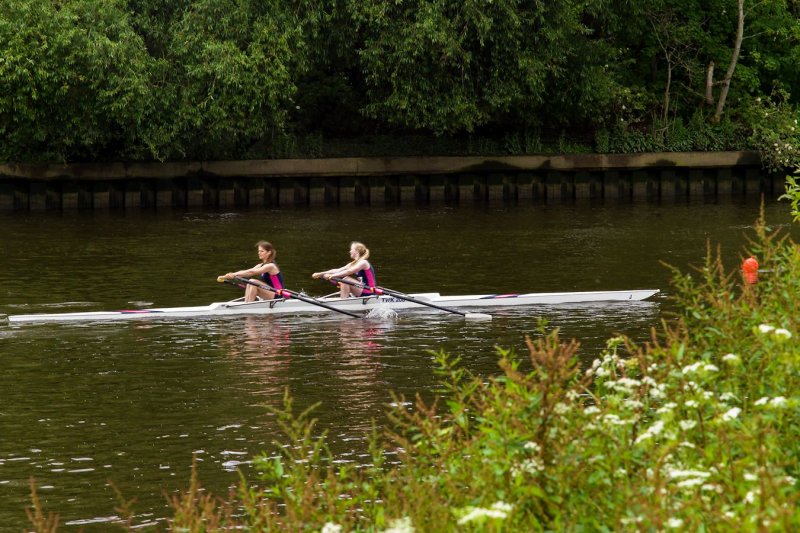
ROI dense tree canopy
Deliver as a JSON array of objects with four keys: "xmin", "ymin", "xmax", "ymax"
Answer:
[{"xmin": 0, "ymin": 0, "xmax": 798, "ymax": 162}]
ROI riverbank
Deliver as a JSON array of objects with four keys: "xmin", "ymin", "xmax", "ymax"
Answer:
[{"xmin": 0, "ymin": 151, "xmax": 778, "ymax": 211}]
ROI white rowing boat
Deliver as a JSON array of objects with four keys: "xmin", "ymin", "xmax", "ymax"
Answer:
[{"xmin": 2, "ymin": 289, "xmax": 659, "ymax": 324}]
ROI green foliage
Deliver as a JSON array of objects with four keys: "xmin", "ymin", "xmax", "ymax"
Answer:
[
  {"xmin": 2, "ymin": 0, "xmax": 800, "ymax": 161},
  {"xmin": 351, "ymin": 0, "xmax": 593, "ymax": 133},
  {"xmin": 159, "ymin": 0, "xmax": 303, "ymax": 160},
  {"xmin": 779, "ymin": 169, "xmax": 800, "ymax": 222},
  {"xmin": 742, "ymin": 91, "xmax": 800, "ymax": 172},
  {"xmin": 0, "ymin": 0, "xmax": 155, "ymax": 161}
]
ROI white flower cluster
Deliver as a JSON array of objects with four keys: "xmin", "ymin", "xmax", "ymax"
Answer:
[
  {"xmin": 682, "ymin": 362, "xmax": 719, "ymax": 375},
  {"xmin": 754, "ymin": 396, "xmax": 789, "ymax": 409},
  {"xmin": 721, "ymin": 407, "xmax": 741, "ymax": 422},
  {"xmin": 635, "ymin": 420, "xmax": 665, "ymax": 444},
  {"xmin": 383, "ymin": 516, "xmax": 415, "ymax": 533},
  {"xmin": 457, "ymin": 502, "xmax": 513, "ymax": 525},
  {"xmin": 722, "ymin": 353, "xmax": 740, "ymax": 364},
  {"xmin": 757, "ymin": 324, "xmax": 793, "ymax": 339},
  {"xmin": 511, "ymin": 457, "xmax": 545, "ymax": 477}
]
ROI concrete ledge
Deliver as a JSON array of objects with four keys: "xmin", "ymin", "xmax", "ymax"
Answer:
[
  {"xmin": 0, "ymin": 151, "xmax": 775, "ymax": 211},
  {"xmin": 0, "ymin": 151, "xmax": 762, "ymax": 181}
]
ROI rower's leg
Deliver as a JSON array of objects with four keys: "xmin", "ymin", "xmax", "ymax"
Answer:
[
  {"xmin": 244, "ymin": 282, "xmax": 274, "ymax": 302},
  {"xmin": 339, "ymin": 276, "xmax": 363, "ymax": 298},
  {"xmin": 244, "ymin": 283, "xmax": 259, "ymax": 302},
  {"xmin": 256, "ymin": 287, "xmax": 275, "ymax": 300}
]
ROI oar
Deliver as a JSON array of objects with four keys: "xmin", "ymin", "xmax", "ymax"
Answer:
[
  {"xmin": 329, "ymin": 277, "xmax": 492, "ymax": 321},
  {"xmin": 217, "ymin": 276, "xmax": 363, "ymax": 319}
]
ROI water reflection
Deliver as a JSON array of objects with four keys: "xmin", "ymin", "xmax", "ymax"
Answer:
[{"xmin": 223, "ymin": 317, "xmax": 293, "ymax": 405}]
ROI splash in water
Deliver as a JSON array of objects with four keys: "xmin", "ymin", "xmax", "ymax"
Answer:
[{"xmin": 365, "ymin": 306, "xmax": 398, "ymax": 321}]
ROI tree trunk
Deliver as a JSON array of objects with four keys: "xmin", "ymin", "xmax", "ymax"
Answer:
[
  {"xmin": 705, "ymin": 62, "xmax": 715, "ymax": 105},
  {"xmin": 713, "ymin": 0, "xmax": 744, "ymax": 123},
  {"xmin": 663, "ymin": 60, "xmax": 672, "ymax": 122}
]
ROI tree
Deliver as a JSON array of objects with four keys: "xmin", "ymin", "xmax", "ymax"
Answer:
[
  {"xmin": 349, "ymin": 0, "xmax": 593, "ymax": 134},
  {"xmin": 0, "ymin": 0, "xmax": 155, "ymax": 161}
]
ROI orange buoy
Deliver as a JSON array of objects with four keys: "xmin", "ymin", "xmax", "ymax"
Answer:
[{"xmin": 742, "ymin": 257, "xmax": 759, "ymax": 285}]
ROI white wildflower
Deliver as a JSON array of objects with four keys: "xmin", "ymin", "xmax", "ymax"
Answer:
[
  {"xmin": 623, "ymin": 399, "xmax": 644, "ymax": 410},
  {"xmin": 603, "ymin": 414, "xmax": 631, "ymax": 426},
  {"xmin": 704, "ymin": 364, "xmax": 719, "ymax": 372},
  {"xmin": 754, "ymin": 397, "xmax": 769, "ymax": 406},
  {"xmin": 774, "ymin": 328, "xmax": 792, "ymax": 339},
  {"xmin": 758, "ymin": 324, "xmax": 775, "ymax": 334},
  {"xmin": 584, "ymin": 406, "xmax": 601, "ymax": 415},
  {"xmin": 667, "ymin": 469, "xmax": 711, "ymax": 479},
  {"xmin": 657, "ymin": 402, "xmax": 677, "ymax": 414},
  {"xmin": 720, "ymin": 392, "xmax": 736, "ymax": 402},
  {"xmin": 523, "ymin": 441, "xmax": 540, "ymax": 452},
  {"xmin": 685, "ymin": 400, "xmax": 698, "ymax": 408},
  {"xmin": 322, "ymin": 523, "xmax": 343, "ymax": 533},
  {"xmin": 492, "ymin": 502, "xmax": 513, "ymax": 513},
  {"xmin": 554, "ymin": 402, "xmax": 570, "ymax": 414},
  {"xmin": 566, "ymin": 390, "xmax": 580, "ymax": 401},
  {"xmin": 517, "ymin": 458, "xmax": 544, "ymax": 474},
  {"xmin": 722, "ymin": 407, "xmax": 741, "ymax": 421},
  {"xmin": 611, "ymin": 377, "xmax": 641, "ymax": 394},
  {"xmin": 667, "ymin": 518, "xmax": 684, "ymax": 529},
  {"xmin": 682, "ymin": 362, "xmax": 702, "ymax": 375},
  {"xmin": 635, "ymin": 420, "xmax": 665, "ymax": 444},
  {"xmin": 383, "ymin": 517, "xmax": 414, "ymax": 533},
  {"xmin": 744, "ymin": 473, "xmax": 758, "ymax": 482},
  {"xmin": 679, "ymin": 441, "xmax": 696, "ymax": 449},
  {"xmin": 745, "ymin": 490, "xmax": 758, "ymax": 504},
  {"xmin": 722, "ymin": 353, "xmax": 740, "ymax": 364},
  {"xmin": 457, "ymin": 502, "xmax": 512, "ymax": 524},
  {"xmin": 677, "ymin": 478, "xmax": 705, "ymax": 489},
  {"xmin": 679, "ymin": 420, "xmax": 697, "ymax": 431},
  {"xmin": 702, "ymin": 484, "xmax": 723, "ymax": 493}
]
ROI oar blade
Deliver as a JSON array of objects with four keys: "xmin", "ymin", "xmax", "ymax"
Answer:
[{"xmin": 465, "ymin": 312, "xmax": 492, "ymax": 321}]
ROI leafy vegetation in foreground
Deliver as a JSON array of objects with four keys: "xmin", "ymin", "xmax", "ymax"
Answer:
[
  {"xmin": 28, "ymin": 210, "xmax": 800, "ymax": 530},
  {"xmin": 2, "ymin": 0, "xmax": 800, "ymax": 167}
]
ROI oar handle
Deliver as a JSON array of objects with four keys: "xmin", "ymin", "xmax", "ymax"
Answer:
[{"xmin": 218, "ymin": 276, "xmax": 363, "ymax": 319}]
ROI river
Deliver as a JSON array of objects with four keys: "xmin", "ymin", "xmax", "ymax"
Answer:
[{"xmin": 0, "ymin": 197, "xmax": 793, "ymax": 529}]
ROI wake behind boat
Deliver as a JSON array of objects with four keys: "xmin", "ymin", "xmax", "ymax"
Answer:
[{"xmin": 2, "ymin": 289, "xmax": 659, "ymax": 324}]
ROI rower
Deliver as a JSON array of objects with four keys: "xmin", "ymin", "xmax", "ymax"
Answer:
[
  {"xmin": 312, "ymin": 241, "xmax": 377, "ymax": 299},
  {"xmin": 220, "ymin": 241, "xmax": 285, "ymax": 302}
]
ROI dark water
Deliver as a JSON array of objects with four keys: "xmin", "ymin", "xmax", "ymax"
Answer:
[{"xmin": 0, "ymin": 199, "xmax": 794, "ymax": 529}]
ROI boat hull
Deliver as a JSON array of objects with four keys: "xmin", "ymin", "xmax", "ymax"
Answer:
[{"xmin": 4, "ymin": 289, "xmax": 659, "ymax": 324}]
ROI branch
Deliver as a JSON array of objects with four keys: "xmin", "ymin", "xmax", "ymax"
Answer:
[{"xmin": 713, "ymin": 0, "xmax": 744, "ymax": 122}]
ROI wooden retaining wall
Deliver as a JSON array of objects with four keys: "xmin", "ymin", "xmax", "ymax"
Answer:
[{"xmin": 0, "ymin": 151, "xmax": 778, "ymax": 211}]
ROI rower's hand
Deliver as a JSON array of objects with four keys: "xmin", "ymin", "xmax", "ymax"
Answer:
[{"xmin": 312, "ymin": 272, "xmax": 322, "ymax": 279}]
